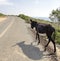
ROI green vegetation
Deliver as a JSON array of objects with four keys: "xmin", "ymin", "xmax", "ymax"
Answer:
[
  {"xmin": 18, "ymin": 14, "xmax": 51, "ymax": 24},
  {"xmin": 56, "ymin": 31, "xmax": 60, "ymax": 44},
  {"xmin": 0, "ymin": 13, "xmax": 5, "ymax": 17},
  {"xmin": 49, "ymin": 8, "xmax": 60, "ymax": 44},
  {"xmin": 18, "ymin": 14, "xmax": 60, "ymax": 45},
  {"xmin": 18, "ymin": 14, "xmax": 31, "ymax": 23},
  {"xmin": 49, "ymin": 8, "xmax": 60, "ymax": 31}
]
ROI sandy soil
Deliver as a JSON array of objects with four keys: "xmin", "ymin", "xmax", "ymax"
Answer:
[{"xmin": 0, "ymin": 17, "xmax": 7, "ymax": 23}]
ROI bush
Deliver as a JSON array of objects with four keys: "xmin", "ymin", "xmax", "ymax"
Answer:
[
  {"xmin": 56, "ymin": 31, "xmax": 60, "ymax": 44},
  {"xmin": 18, "ymin": 14, "xmax": 31, "ymax": 23},
  {"xmin": 0, "ymin": 13, "xmax": 5, "ymax": 17}
]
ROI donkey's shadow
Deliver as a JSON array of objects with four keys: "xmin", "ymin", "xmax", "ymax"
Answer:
[{"xmin": 15, "ymin": 41, "xmax": 44, "ymax": 60}]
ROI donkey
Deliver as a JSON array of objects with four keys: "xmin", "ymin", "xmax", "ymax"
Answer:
[{"xmin": 30, "ymin": 19, "xmax": 56, "ymax": 53}]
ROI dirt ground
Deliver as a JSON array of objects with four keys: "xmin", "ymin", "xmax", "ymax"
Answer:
[{"xmin": 0, "ymin": 17, "xmax": 7, "ymax": 23}]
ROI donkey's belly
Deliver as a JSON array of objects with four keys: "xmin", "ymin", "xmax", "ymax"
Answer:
[
  {"xmin": 39, "ymin": 30, "xmax": 45, "ymax": 33},
  {"xmin": 38, "ymin": 28, "xmax": 46, "ymax": 33}
]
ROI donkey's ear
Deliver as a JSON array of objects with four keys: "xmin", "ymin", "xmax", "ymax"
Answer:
[{"xmin": 30, "ymin": 19, "xmax": 32, "ymax": 22}]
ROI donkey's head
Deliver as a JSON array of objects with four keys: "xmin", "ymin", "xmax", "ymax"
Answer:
[{"xmin": 30, "ymin": 19, "xmax": 37, "ymax": 29}]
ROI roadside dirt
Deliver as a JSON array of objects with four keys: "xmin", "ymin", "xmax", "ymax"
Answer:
[{"xmin": 0, "ymin": 17, "xmax": 7, "ymax": 23}]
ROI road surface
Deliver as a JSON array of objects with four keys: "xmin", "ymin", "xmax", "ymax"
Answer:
[{"xmin": 0, "ymin": 16, "xmax": 59, "ymax": 61}]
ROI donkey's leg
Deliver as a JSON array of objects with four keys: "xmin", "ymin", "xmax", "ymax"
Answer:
[
  {"xmin": 44, "ymin": 38, "xmax": 50, "ymax": 51},
  {"xmin": 51, "ymin": 39, "xmax": 56, "ymax": 53},
  {"xmin": 44, "ymin": 33, "xmax": 51, "ymax": 51},
  {"xmin": 36, "ymin": 32, "xmax": 40, "ymax": 44},
  {"xmin": 37, "ymin": 33, "xmax": 40, "ymax": 44},
  {"xmin": 36, "ymin": 32, "xmax": 38, "ymax": 40},
  {"xmin": 45, "ymin": 37, "xmax": 56, "ymax": 53}
]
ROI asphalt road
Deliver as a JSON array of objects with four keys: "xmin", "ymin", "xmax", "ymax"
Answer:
[{"xmin": 0, "ymin": 16, "xmax": 59, "ymax": 61}]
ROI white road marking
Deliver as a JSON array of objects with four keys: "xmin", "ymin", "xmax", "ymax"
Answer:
[{"xmin": 0, "ymin": 20, "xmax": 14, "ymax": 38}]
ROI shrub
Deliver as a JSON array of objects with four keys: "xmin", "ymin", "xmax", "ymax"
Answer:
[
  {"xmin": 18, "ymin": 14, "xmax": 31, "ymax": 23},
  {"xmin": 0, "ymin": 13, "xmax": 5, "ymax": 17}
]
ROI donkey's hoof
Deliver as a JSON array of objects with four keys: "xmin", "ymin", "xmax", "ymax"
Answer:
[
  {"xmin": 54, "ymin": 50, "xmax": 56, "ymax": 53},
  {"xmin": 44, "ymin": 48, "xmax": 46, "ymax": 52},
  {"xmin": 37, "ymin": 43, "xmax": 40, "ymax": 45}
]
